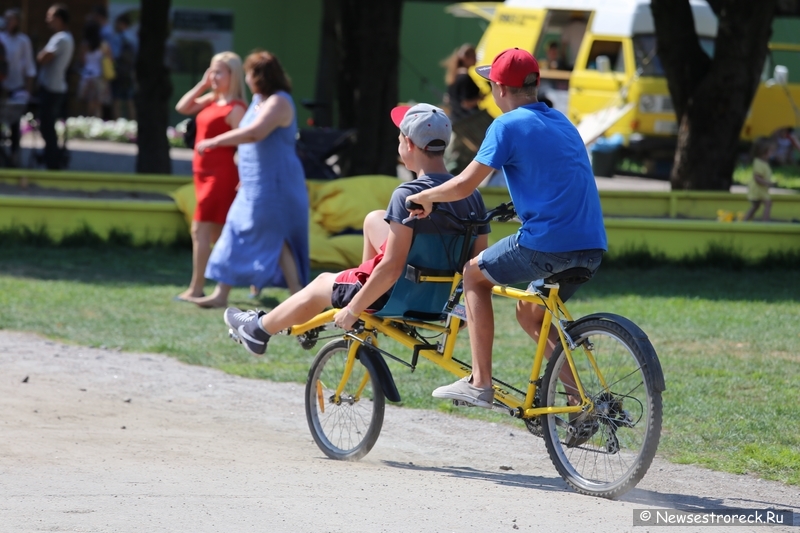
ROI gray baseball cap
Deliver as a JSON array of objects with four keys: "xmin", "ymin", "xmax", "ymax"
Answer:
[{"xmin": 390, "ymin": 103, "xmax": 451, "ymax": 152}]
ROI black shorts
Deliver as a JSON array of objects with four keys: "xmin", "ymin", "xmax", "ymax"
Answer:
[{"xmin": 331, "ymin": 269, "xmax": 391, "ymax": 311}]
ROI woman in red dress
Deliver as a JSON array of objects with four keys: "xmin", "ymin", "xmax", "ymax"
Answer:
[{"xmin": 174, "ymin": 52, "xmax": 247, "ymax": 301}]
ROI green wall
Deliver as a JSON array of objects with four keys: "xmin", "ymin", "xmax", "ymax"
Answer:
[
  {"xmin": 399, "ymin": 3, "xmax": 486, "ymax": 107},
  {"xmin": 169, "ymin": 0, "xmax": 322, "ymax": 126},
  {"xmin": 167, "ymin": 1, "xmax": 484, "ymax": 127}
]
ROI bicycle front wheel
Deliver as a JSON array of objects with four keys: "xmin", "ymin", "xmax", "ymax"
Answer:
[
  {"xmin": 540, "ymin": 318, "xmax": 662, "ymax": 499},
  {"xmin": 305, "ymin": 340, "xmax": 385, "ymax": 461}
]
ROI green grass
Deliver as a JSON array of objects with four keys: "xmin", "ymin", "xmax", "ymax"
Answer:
[{"xmin": 1, "ymin": 245, "xmax": 799, "ymax": 485}]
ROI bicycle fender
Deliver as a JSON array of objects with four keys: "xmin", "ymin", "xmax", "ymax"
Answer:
[
  {"xmin": 357, "ymin": 345, "xmax": 402, "ymax": 403},
  {"xmin": 568, "ymin": 313, "xmax": 666, "ymax": 392}
]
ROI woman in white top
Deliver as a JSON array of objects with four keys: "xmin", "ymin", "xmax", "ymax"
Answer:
[{"xmin": 78, "ymin": 20, "xmax": 112, "ymax": 117}]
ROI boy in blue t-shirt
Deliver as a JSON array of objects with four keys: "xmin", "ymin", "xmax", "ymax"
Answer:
[{"xmin": 407, "ymin": 48, "xmax": 607, "ymax": 408}]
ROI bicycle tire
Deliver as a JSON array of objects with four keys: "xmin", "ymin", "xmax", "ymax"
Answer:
[
  {"xmin": 305, "ymin": 339, "xmax": 385, "ymax": 461},
  {"xmin": 540, "ymin": 318, "xmax": 662, "ymax": 498}
]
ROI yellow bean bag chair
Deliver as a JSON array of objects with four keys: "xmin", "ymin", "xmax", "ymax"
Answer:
[
  {"xmin": 308, "ymin": 175, "xmax": 399, "ymax": 269},
  {"xmin": 169, "ymin": 183, "xmax": 197, "ymax": 227},
  {"xmin": 309, "ymin": 176, "xmax": 399, "ymax": 234}
]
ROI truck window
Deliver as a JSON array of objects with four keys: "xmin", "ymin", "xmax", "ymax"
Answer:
[
  {"xmin": 585, "ymin": 40, "xmax": 624, "ymax": 72},
  {"xmin": 534, "ymin": 10, "xmax": 591, "ymax": 71},
  {"xmin": 633, "ymin": 34, "xmax": 715, "ymax": 77}
]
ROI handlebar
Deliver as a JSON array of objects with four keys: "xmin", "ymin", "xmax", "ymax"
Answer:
[
  {"xmin": 405, "ymin": 199, "xmax": 424, "ymax": 211},
  {"xmin": 405, "ymin": 199, "xmax": 517, "ymax": 227}
]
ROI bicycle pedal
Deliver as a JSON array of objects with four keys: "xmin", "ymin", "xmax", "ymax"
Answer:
[
  {"xmin": 452, "ymin": 400, "xmax": 476, "ymax": 408},
  {"xmin": 228, "ymin": 328, "xmax": 242, "ymax": 344}
]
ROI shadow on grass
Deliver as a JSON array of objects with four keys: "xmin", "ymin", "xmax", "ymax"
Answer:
[
  {"xmin": 0, "ymin": 245, "xmax": 191, "ymax": 286},
  {"xmin": 2, "ymin": 243, "xmax": 799, "ymax": 302}
]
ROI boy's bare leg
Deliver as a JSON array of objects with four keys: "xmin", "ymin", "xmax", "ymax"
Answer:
[
  {"xmin": 260, "ymin": 272, "xmax": 337, "ymax": 334},
  {"xmin": 516, "ymin": 301, "xmax": 578, "ymax": 401},
  {"xmin": 362, "ymin": 210, "xmax": 389, "ymax": 262},
  {"xmin": 462, "ymin": 258, "xmax": 495, "ymax": 388}
]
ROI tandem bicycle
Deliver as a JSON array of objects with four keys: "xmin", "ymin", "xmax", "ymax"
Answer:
[{"xmin": 269, "ymin": 201, "xmax": 664, "ymax": 499}]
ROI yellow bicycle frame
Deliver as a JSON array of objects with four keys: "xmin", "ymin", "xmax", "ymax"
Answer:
[{"xmin": 288, "ymin": 272, "xmax": 610, "ymax": 419}]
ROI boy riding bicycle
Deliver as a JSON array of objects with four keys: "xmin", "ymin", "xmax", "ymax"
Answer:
[
  {"xmin": 406, "ymin": 48, "xmax": 607, "ymax": 408},
  {"xmin": 224, "ymin": 103, "xmax": 489, "ymax": 354}
]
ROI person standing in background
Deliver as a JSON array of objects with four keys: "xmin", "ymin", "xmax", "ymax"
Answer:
[
  {"xmin": 442, "ymin": 44, "xmax": 480, "ymax": 121},
  {"xmin": 36, "ymin": 4, "xmax": 74, "ymax": 170},
  {"xmin": 191, "ymin": 50, "xmax": 310, "ymax": 308},
  {"xmin": 110, "ymin": 14, "xmax": 136, "ymax": 120},
  {"xmin": 174, "ymin": 52, "xmax": 247, "ymax": 303},
  {"xmin": 0, "ymin": 9, "xmax": 36, "ymax": 167},
  {"xmin": 441, "ymin": 44, "xmax": 482, "ymax": 174},
  {"xmin": 90, "ymin": 5, "xmax": 117, "ymax": 56},
  {"xmin": 90, "ymin": 4, "xmax": 115, "ymax": 120},
  {"xmin": 744, "ymin": 138, "xmax": 778, "ymax": 222},
  {"xmin": 770, "ymin": 127, "xmax": 800, "ymax": 166},
  {"xmin": 77, "ymin": 20, "xmax": 111, "ymax": 118}
]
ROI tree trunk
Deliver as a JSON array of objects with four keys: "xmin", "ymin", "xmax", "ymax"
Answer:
[
  {"xmin": 311, "ymin": 0, "xmax": 338, "ymax": 128},
  {"xmin": 333, "ymin": 0, "xmax": 404, "ymax": 176},
  {"xmin": 135, "ymin": 0, "xmax": 173, "ymax": 174},
  {"xmin": 651, "ymin": 0, "xmax": 777, "ymax": 190}
]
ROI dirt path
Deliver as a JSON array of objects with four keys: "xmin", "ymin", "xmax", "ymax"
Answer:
[{"xmin": 1, "ymin": 330, "xmax": 797, "ymax": 533}]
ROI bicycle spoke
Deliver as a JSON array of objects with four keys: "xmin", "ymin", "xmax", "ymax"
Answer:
[{"xmin": 305, "ymin": 340, "xmax": 385, "ymax": 460}]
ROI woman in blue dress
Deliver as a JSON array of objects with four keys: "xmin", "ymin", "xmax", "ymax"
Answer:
[{"xmin": 192, "ymin": 51, "xmax": 310, "ymax": 308}]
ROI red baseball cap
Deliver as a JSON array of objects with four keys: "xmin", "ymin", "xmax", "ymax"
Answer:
[{"xmin": 475, "ymin": 48, "xmax": 540, "ymax": 88}]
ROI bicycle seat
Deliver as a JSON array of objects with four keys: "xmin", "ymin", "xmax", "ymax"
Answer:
[{"xmin": 544, "ymin": 267, "xmax": 593, "ymax": 285}]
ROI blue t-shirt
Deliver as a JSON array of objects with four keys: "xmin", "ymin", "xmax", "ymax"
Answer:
[{"xmin": 475, "ymin": 102, "xmax": 607, "ymax": 253}]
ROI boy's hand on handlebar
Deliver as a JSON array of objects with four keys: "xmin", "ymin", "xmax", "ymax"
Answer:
[
  {"xmin": 333, "ymin": 307, "xmax": 358, "ymax": 331},
  {"xmin": 405, "ymin": 195, "xmax": 433, "ymax": 219}
]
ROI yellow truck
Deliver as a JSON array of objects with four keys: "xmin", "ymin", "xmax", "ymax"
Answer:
[{"xmin": 448, "ymin": 0, "xmax": 800, "ymax": 164}]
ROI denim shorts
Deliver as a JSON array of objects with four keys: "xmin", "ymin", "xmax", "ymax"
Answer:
[{"xmin": 477, "ymin": 234, "xmax": 604, "ymax": 302}]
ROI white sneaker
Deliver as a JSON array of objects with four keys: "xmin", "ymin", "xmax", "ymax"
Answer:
[{"xmin": 432, "ymin": 376, "xmax": 493, "ymax": 409}]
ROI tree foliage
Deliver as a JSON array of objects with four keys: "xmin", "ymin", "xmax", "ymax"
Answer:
[{"xmin": 651, "ymin": 0, "xmax": 778, "ymax": 190}]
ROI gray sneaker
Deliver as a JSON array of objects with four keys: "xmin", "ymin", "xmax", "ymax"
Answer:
[
  {"xmin": 432, "ymin": 376, "xmax": 494, "ymax": 409},
  {"xmin": 224, "ymin": 307, "xmax": 270, "ymax": 355}
]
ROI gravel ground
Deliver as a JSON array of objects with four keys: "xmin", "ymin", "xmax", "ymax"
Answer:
[{"xmin": 1, "ymin": 330, "xmax": 798, "ymax": 533}]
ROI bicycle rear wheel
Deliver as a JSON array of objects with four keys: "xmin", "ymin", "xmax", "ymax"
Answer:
[
  {"xmin": 540, "ymin": 318, "xmax": 662, "ymax": 498},
  {"xmin": 305, "ymin": 340, "xmax": 385, "ymax": 461}
]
